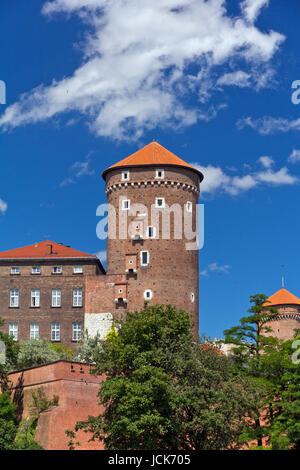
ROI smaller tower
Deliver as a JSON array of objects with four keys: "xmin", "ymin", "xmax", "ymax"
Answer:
[{"xmin": 264, "ymin": 288, "xmax": 300, "ymax": 341}]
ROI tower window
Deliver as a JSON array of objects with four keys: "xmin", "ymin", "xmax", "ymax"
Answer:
[
  {"xmin": 186, "ymin": 201, "xmax": 192, "ymax": 213},
  {"xmin": 147, "ymin": 226, "xmax": 156, "ymax": 239},
  {"xmin": 122, "ymin": 199, "xmax": 130, "ymax": 211},
  {"xmin": 140, "ymin": 251, "xmax": 149, "ymax": 266},
  {"xmin": 122, "ymin": 171, "xmax": 130, "ymax": 181},
  {"xmin": 144, "ymin": 290, "xmax": 153, "ymax": 300},
  {"xmin": 191, "ymin": 293, "xmax": 195, "ymax": 303},
  {"xmin": 155, "ymin": 197, "xmax": 165, "ymax": 208},
  {"xmin": 155, "ymin": 169, "xmax": 164, "ymax": 179}
]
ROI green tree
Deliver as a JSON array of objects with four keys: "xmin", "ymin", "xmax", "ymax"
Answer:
[
  {"xmin": 17, "ymin": 339, "xmax": 60, "ymax": 369},
  {"xmin": 74, "ymin": 304, "xmax": 259, "ymax": 450},
  {"xmin": 75, "ymin": 330, "xmax": 104, "ymax": 364},
  {"xmin": 223, "ymin": 294, "xmax": 291, "ymax": 448},
  {"xmin": 0, "ymin": 318, "xmax": 20, "ymax": 389}
]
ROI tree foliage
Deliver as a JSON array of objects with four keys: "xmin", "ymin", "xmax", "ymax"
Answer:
[
  {"xmin": 17, "ymin": 339, "xmax": 60, "ymax": 370},
  {"xmin": 74, "ymin": 304, "xmax": 259, "ymax": 450}
]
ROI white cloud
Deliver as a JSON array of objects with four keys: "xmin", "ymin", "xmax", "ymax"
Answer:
[
  {"xmin": 200, "ymin": 262, "xmax": 231, "ymax": 277},
  {"xmin": 258, "ymin": 155, "xmax": 274, "ymax": 168},
  {"xmin": 0, "ymin": 0, "xmax": 284, "ymax": 141},
  {"xmin": 60, "ymin": 152, "xmax": 95, "ymax": 186},
  {"xmin": 288, "ymin": 149, "xmax": 300, "ymax": 164},
  {"xmin": 192, "ymin": 157, "xmax": 298, "ymax": 197},
  {"xmin": 241, "ymin": 0, "xmax": 269, "ymax": 23},
  {"xmin": 217, "ymin": 71, "xmax": 251, "ymax": 88},
  {"xmin": 237, "ymin": 116, "xmax": 300, "ymax": 135},
  {"xmin": 0, "ymin": 198, "xmax": 7, "ymax": 215}
]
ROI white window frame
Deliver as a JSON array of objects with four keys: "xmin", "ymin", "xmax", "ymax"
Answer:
[
  {"xmin": 147, "ymin": 226, "xmax": 156, "ymax": 239},
  {"xmin": 155, "ymin": 169, "xmax": 164, "ymax": 179},
  {"xmin": 51, "ymin": 323, "xmax": 60, "ymax": 342},
  {"xmin": 32, "ymin": 267, "xmax": 41, "ymax": 275},
  {"xmin": 31, "ymin": 289, "xmax": 40, "ymax": 308},
  {"xmin": 121, "ymin": 170, "xmax": 130, "ymax": 181},
  {"xmin": 122, "ymin": 199, "xmax": 130, "ymax": 211},
  {"xmin": 11, "ymin": 267, "xmax": 20, "ymax": 275},
  {"xmin": 52, "ymin": 289, "xmax": 61, "ymax": 307},
  {"xmin": 52, "ymin": 266, "xmax": 62, "ymax": 274},
  {"xmin": 73, "ymin": 266, "xmax": 83, "ymax": 274},
  {"xmin": 9, "ymin": 323, "xmax": 18, "ymax": 341},
  {"xmin": 72, "ymin": 323, "xmax": 82, "ymax": 342},
  {"xmin": 155, "ymin": 197, "xmax": 165, "ymax": 209},
  {"xmin": 191, "ymin": 293, "xmax": 195, "ymax": 303},
  {"xmin": 10, "ymin": 289, "xmax": 19, "ymax": 308},
  {"xmin": 144, "ymin": 289, "xmax": 153, "ymax": 300},
  {"xmin": 140, "ymin": 251, "xmax": 149, "ymax": 266},
  {"xmin": 186, "ymin": 201, "xmax": 192, "ymax": 213},
  {"xmin": 73, "ymin": 288, "xmax": 83, "ymax": 307},
  {"xmin": 30, "ymin": 323, "xmax": 39, "ymax": 340}
]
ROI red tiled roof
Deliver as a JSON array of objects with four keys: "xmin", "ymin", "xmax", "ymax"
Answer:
[
  {"xmin": 264, "ymin": 288, "xmax": 300, "ymax": 307},
  {"xmin": 0, "ymin": 241, "xmax": 96, "ymax": 260},
  {"xmin": 102, "ymin": 141, "xmax": 204, "ymax": 180}
]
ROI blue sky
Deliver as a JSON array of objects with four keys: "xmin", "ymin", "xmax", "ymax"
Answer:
[{"xmin": 1, "ymin": 0, "xmax": 300, "ymax": 338}]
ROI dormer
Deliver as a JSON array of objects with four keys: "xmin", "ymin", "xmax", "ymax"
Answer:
[
  {"xmin": 114, "ymin": 283, "xmax": 128, "ymax": 303},
  {"xmin": 125, "ymin": 254, "xmax": 137, "ymax": 273}
]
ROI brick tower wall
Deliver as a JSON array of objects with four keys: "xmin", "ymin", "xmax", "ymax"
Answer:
[
  {"xmin": 265, "ymin": 304, "xmax": 300, "ymax": 341},
  {"xmin": 104, "ymin": 166, "xmax": 200, "ymax": 338}
]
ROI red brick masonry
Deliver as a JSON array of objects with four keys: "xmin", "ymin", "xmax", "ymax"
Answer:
[{"xmin": 8, "ymin": 360, "xmax": 105, "ymax": 450}]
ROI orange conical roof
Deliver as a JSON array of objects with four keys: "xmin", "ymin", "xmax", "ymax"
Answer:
[
  {"xmin": 264, "ymin": 288, "xmax": 300, "ymax": 307},
  {"xmin": 102, "ymin": 141, "xmax": 204, "ymax": 181}
]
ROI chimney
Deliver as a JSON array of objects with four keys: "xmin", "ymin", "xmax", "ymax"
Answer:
[{"xmin": 46, "ymin": 244, "xmax": 53, "ymax": 255}]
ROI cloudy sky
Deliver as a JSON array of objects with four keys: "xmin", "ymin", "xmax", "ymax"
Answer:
[{"xmin": 1, "ymin": 0, "xmax": 300, "ymax": 337}]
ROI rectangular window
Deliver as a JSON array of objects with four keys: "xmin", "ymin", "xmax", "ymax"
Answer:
[
  {"xmin": 30, "ymin": 323, "xmax": 39, "ymax": 340},
  {"xmin": 121, "ymin": 171, "xmax": 130, "ymax": 181},
  {"xmin": 31, "ymin": 289, "xmax": 40, "ymax": 307},
  {"xmin": 52, "ymin": 266, "xmax": 62, "ymax": 274},
  {"xmin": 147, "ymin": 226, "xmax": 156, "ymax": 239},
  {"xmin": 32, "ymin": 267, "xmax": 41, "ymax": 275},
  {"xmin": 73, "ymin": 288, "xmax": 83, "ymax": 307},
  {"xmin": 155, "ymin": 169, "xmax": 164, "ymax": 179},
  {"xmin": 73, "ymin": 266, "xmax": 83, "ymax": 274},
  {"xmin": 122, "ymin": 199, "xmax": 130, "ymax": 211},
  {"xmin": 9, "ymin": 324, "xmax": 18, "ymax": 341},
  {"xmin": 52, "ymin": 289, "xmax": 61, "ymax": 307},
  {"xmin": 140, "ymin": 251, "xmax": 149, "ymax": 266},
  {"xmin": 10, "ymin": 289, "xmax": 19, "ymax": 307},
  {"xmin": 11, "ymin": 267, "xmax": 20, "ymax": 275},
  {"xmin": 155, "ymin": 197, "xmax": 165, "ymax": 208},
  {"xmin": 72, "ymin": 323, "xmax": 82, "ymax": 341},
  {"xmin": 51, "ymin": 323, "xmax": 60, "ymax": 341},
  {"xmin": 186, "ymin": 201, "xmax": 192, "ymax": 213}
]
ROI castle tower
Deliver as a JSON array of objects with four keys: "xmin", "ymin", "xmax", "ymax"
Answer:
[
  {"xmin": 102, "ymin": 141, "xmax": 203, "ymax": 339},
  {"xmin": 264, "ymin": 288, "xmax": 300, "ymax": 341}
]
